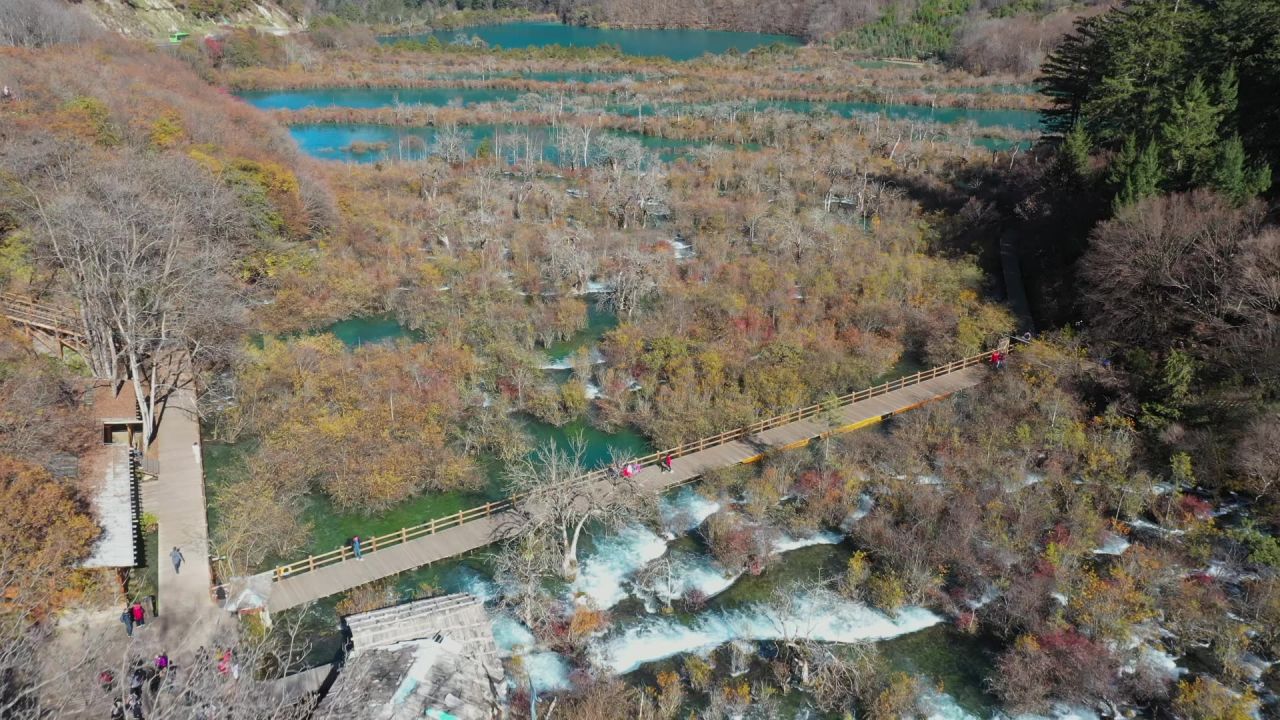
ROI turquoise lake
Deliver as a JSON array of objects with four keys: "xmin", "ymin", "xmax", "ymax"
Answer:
[
  {"xmin": 238, "ymin": 86, "xmax": 524, "ymax": 111},
  {"xmin": 383, "ymin": 21, "xmax": 800, "ymax": 60}
]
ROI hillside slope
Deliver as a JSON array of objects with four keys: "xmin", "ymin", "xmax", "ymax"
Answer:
[{"xmin": 86, "ymin": 0, "xmax": 303, "ymax": 39}]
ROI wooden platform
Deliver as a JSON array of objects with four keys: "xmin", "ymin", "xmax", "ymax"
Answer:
[{"xmin": 262, "ymin": 366, "xmax": 983, "ymax": 613}]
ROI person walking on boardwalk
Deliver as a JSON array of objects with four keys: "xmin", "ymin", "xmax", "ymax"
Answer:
[
  {"xmin": 351, "ymin": 535, "xmax": 363, "ymax": 560},
  {"xmin": 662, "ymin": 454, "xmax": 673, "ymax": 473},
  {"xmin": 120, "ymin": 607, "xmax": 134, "ymax": 637},
  {"xmin": 170, "ymin": 546, "xmax": 184, "ymax": 574},
  {"xmin": 130, "ymin": 601, "xmax": 145, "ymax": 627}
]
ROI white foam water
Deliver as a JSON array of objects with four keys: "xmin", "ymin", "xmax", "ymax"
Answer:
[
  {"xmin": 642, "ymin": 550, "xmax": 742, "ymax": 608},
  {"xmin": 771, "ymin": 529, "xmax": 843, "ymax": 553},
  {"xmin": 491, "ymin": 613, "xmax": 573, "ymax": 692},
  {"xmin": 659, "ymin": 486, "xmax": 721, "ymax": 533},
  {"xmin": 571, "ymin": 489, "xmax": 726, "ymax": 608},
  {"xmin": 923, "ymin": 689, "xmax": 1103, "ymax": 720},
  {"xmin": 1092, "ymin": 532, "xmax": 1131, "ymax": 556},
  {"xmin": 571, "ymin": 524, "xmax": 669, "ymax": 608},
  {"xmin": 840, "ymin": 493, "xmax": 876, "ymax": 530},
  {"xmin": 447, "ymin": 566, "xmax": 500, "ymax": 602},
  {"xmin": 921, "ymin": 688, "xmax": 982, "ymax": 720},
  {"xmin": 523, "ymin": 651, "xmax": 572, "ymax": 691},
  {"xmin": 593, "ymin": 589, "xmax": 942, "ymax": 673},
  {"xmin": 542, "ymin": 346, "xmax": 606, "ymax": 370}
]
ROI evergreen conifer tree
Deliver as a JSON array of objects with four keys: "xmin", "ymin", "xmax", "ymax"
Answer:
[
  {"xmin": 1107, "ymin": 134, "xmax": 1139, "ymax": 188},
  {"xmin": 1211, "ymin": 135, "xmax": 1272, "ymax": 204},
  {"xmin": 1114, "ymin": 140, "xmax": 1163, "ymax": 211},
  {"xmin": 1054, "ymin": 122, "xmax": 1093, "ymax": 188},
  {"xmin": 1159, "ymin": 77, "xmax": 1223, "ymax": 186}
]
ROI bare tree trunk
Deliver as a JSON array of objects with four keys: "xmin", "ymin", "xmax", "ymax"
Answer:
[
  {"xmin": 561, "ymin": 514, "xmax": 589, "ymax": 581},
  {"xmin": 127, "ymin": 349, "xmax": 153, "ymax": 451}
]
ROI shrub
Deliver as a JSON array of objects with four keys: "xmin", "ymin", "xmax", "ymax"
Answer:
[
  {"xmin": 335, "ymin": 578, "xmax": 398, "ymax": 615},
  {"xmin": 683, "ymin": 654, "xmax": 713, "ymax": 692},
  {"xmin": 866, "ymin": 570, "xmax": 907, "ymax": 612},
  {"xmin": 1172, "ymin": 677, "xmax": 1256, "ymax": 720}
]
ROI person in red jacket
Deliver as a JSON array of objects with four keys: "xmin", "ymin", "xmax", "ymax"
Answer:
[{"xmin": 130, "ymin": 601, "xmax": 145, "ymax": 626}]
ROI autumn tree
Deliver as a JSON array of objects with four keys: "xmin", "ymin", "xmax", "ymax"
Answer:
[
  {"xmin": 0, "ymin": 323, "xmax": 95, "ymax": 468},
  {"xmin": 1235, "ymin": 414, "xmax": 1280, "ymax": 500},
  {"xmin": 0, "ymin": 455, "xmax": 98, "ymax": 616},
  {"xmin": 230, "ymin": 335, "xmax": 481, "ymax": 515}
]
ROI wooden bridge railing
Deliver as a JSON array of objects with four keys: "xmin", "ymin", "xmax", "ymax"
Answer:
[
  {"xmin": 0, "ymin": 292, "xmax": 85, "ymax": 339},
  {"xmin": 270, "ymin": 348, "xmax": 999, "ymax": 581}
]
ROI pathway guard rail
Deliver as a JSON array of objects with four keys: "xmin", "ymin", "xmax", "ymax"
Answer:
[
  {"xmin": 0, "ymin": 292, "xmax": 84, "ymax": 337},
  {"xmin": 271, "ymin": 348, "xmax": 999, "ymax": 580}
]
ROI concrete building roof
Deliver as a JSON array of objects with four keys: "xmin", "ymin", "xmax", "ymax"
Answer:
[
  {"xmin": 319, "ymin": 594, "xmax": 506, "ymax": 720},
  {"xmin": 88, "ymin": 381, "xmax": 141, "ymax": 424},
  {"xmin": 81, "ymin": 444, "xmax": 137, "ymax": 568}
]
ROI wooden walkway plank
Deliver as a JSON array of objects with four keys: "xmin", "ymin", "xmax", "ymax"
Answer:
[
  {"xmin": 145, "ymin": 375, "xmax": 229, "ymax": 650},
  {"xmin": 262, "ymin": 365, "xmax": 989, "ymax": 613}
]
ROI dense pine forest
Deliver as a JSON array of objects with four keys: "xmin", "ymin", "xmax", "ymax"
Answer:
[{"xmin": 0, "ymin": 1, "xmax": 1277, "ymax": 718}]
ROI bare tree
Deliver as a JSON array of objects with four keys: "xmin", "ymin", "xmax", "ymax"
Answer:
[
  {"xmin": 544, "ymin": 230, "xmax": 595, "ymax": 294},
  {"xmin": 1081, "ymin": 192, "xmax": 1279, "ymax": 370},
  {"xmin": 432, "ymin": 124, "xmax": 472, "ymax": 164},
  {"xmin": 15, "ymin": 147, "xmax": 249, "ymax": 448},
  {"xmin": 489, "ymin": 534, "xmax": 557, "ymax": 631},
  {"xmin": 1236, "ymin": 413, "xmax": 1280, "ymax": 498},
  {"xmin": 504, "ymin": 438, "xmax": 653, "ymax": 581},
  {"xmin": 602, "ymin": 247, "xmax": 665, "ymax": 321},
  {"xmin": 0, "ymin": 0, "xmax": 96, "ymax": 48}
]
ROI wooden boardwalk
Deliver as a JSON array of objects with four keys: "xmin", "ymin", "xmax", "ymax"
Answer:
[
  {"xmin": 261, "ymin": 364, "xmax": 984, "ymax": 613},
  {"xmin": 0, "ymin": 292, "xmax": 87, "ymax": 357},
  {"xmin": 144, "ymin": 375, "xmax": 229, "ymax": 650}
]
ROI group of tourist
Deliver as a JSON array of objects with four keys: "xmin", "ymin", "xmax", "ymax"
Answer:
[
  {"xmin": 118, "ymin": 599, "xmax": 151, "ymax": 637},
  {"xmin": 614, "ymin": 454, "xmax": 675, "ymax": 480},
  {"xmin": 102, "ymin": 653, "xmax": 169, "ymax": 719}
]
